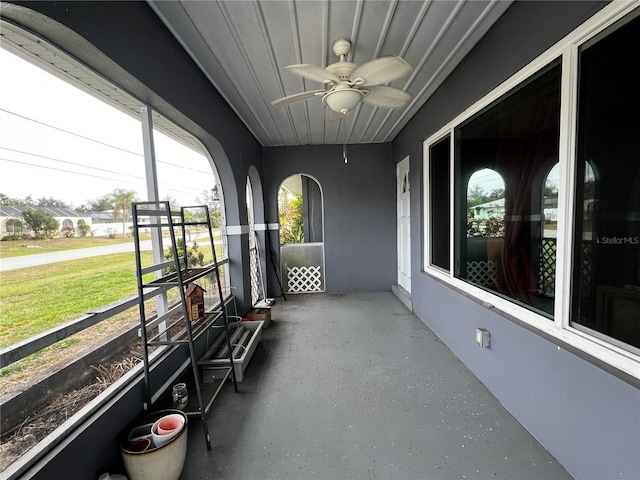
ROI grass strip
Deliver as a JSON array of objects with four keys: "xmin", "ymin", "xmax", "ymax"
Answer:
[
  {"xmin": 0, "ymin": 244, "xmax": 220, "ymax": 348},
  {"xmin": 0, "ymin": 252, "xmax": 150, "ymax": 348}
]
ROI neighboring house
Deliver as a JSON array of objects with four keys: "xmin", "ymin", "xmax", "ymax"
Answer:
[
  {"xmin": 470, "ymin": 197, "xmax": 559, "ymax": 222},
  {"xmin": 0, "ymin": 205, "xmax": 92, "ymax": 238},
  {"xmin": 470, "ymin": 198, "xmax": 505, "ymax": 221},
  {"xmin": 89, "ymin": 210, "xmax": 134, "ymax": 236},
  {"xmin": 469, "ymin": 197, "xmax": 562, "ymax": 237},
  {"xmin": 88, "ymin": 210, "xmax": 114, "ymax": 224}
]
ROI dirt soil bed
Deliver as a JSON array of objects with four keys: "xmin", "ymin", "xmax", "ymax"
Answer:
[
  {"xmin": 0, "ymin": 343, "xmax": 142, "ymax": 472},
  {"xmin": 0, "ymin": 309, "xmax": 189, "ymax": 473}
]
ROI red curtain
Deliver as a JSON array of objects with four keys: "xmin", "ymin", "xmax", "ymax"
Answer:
[{"xmin": 493, "ymin": 96, "xmax": 559, "ymax": 307}]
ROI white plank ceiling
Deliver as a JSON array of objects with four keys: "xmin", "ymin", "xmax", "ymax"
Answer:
[{"xmin": 148, "ymin": 0, "xmax": 512, "ymax": 147}]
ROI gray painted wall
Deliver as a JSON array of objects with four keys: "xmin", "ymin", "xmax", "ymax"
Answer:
[
  {"xmin": 263, "ymin": 144, "xmax": 397, "ymax": 294},
  {"xmin": 393, "ymin": 2, "xmax": 640, "ymax": 479}
]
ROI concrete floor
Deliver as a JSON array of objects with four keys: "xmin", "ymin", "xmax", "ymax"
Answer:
[{"xmin": 181, "ymin": 291, "xmax": 571, "ymax": 480}]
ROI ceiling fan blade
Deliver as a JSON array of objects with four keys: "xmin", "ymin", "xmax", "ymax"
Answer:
[
  {"xmin": 350, "ymin": 55, "xmax": 412, "ymax": 85},
  {"xmin": 284, "ymin": 64, "xmax": 340, "ymax": 84},
  {"xmin": 271, "ymin": 89, "xmax": 327, "ymax": 107},
  {"xmin": 362, "ymin": 85, "xmax": 412, "ymax": 108}
]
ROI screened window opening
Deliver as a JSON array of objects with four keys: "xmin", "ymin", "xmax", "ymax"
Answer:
[
  {"xmin": 278, "ymin": 174, "xmax": 325, "ymax": 293},
  {"xmin": 454, "ymin": 61, "xmax": 561, "ymax": 318},
  {"xmin": 571, "ymin": 14, "xmax": 640, "ymax": 351}
]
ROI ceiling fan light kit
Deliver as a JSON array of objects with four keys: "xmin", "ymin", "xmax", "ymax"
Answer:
[
  {"xmin": 272, "ymin": 39, "xmax": 413, "ymax": 118},
  {"xmin": 323, "ymin": 86, "xmax": 364, "ymax": 114}
]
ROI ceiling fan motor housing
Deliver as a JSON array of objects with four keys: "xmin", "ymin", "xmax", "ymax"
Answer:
[
  {"xmin": 332, "ymin": 39, "xmax": 351, "ymax": 58},
  {"xmin": 325, "ymin": 62, "xmax": 356, "ymax": 81}
]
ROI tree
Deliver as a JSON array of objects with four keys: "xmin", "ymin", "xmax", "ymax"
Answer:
[
  {"xmin": 74, "ymin": 204, "xmax": 91, "ymax": 213},
  {"xmin": 22, "ymin": 209, "xmax": 59, "ymax": 239},
  {"xmin": 1, "ymin": 194, "xmax": 70, "ymax": 208},
  {"xmin": 112, "ymin": 188, "xmax": 137, "ymax": 238},
  {"xmin": 163, "ymin": 194, "xmax": 180, "ymax": 210},
  {"xmin": 488, "ymin": 188, "xmax": 505, "ymax": 201},
  {"xmin": 195, "ymin": 187, "xmax": 221, "ymax": 228},
  {"xmin": 194, "ymin": 188, "xmax": 218, "ymax": 210},
  {"xmin": 36, "ymin": 197, "xmax": 70, "ymax": 208},
  {"xmin": 467, "ymin": 184, "xmax": 488, "ymax": 208},
  {"xmin": 78, "ymin": 223, "xmax": 92, "ymax": 237},
  {"xmin": 18, "ymin": 195, "xmax": 36, "ymax": 208},
  {"xmin": 86, "ymin": 194, "xmax": 115, "ymax": 212},
  {"xmin": 1, "ymin": 194, "xmax": 35, "ymax": 207},
  {"xmin": 278, "ymin": 190, "xmax": 303, "ymax": 244},
  {"xmin": 543, "ymin": 182, "xmax": 558, "ymax": 198},
  {"xmin": 164, "ymin": 239, "xmax": 204, "ymax": 271}
]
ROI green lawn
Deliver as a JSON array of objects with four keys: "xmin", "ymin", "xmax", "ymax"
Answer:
[
  {"xmin": 0, "ymin": 252, "xmax": 151, "ymax": 348},
  {"xmin": 0, "ymin": 243, "xmax": 220, "ymax": 348}
]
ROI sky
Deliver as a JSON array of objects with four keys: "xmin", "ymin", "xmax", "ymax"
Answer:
[{"xmin": 0, "ymin": 48, "xmax": 216, "ymax": 209}]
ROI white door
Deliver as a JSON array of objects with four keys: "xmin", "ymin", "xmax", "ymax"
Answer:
[{"xmin": 397, "ymin": 157, "xmax": 411, "ymax": 292}]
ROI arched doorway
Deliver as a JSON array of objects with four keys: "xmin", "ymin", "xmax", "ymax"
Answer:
[{"xmin": 278, "ymin": 174, "xmax": 324, "ymax": 293}]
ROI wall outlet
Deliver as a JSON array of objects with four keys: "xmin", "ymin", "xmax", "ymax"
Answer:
[{"xmin": 476, "ymin": 328, "xmax": 490, "ymax": 347}]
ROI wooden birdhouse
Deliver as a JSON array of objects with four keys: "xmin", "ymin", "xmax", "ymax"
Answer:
[{"xmin": 186, "ymin": 284, "xmax": 206, "ymax": 322}]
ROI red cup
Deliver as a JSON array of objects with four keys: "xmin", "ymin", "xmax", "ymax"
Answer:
[{"xmin": 127, "ymin": 437, "xmax": 151, "ymax": 452}]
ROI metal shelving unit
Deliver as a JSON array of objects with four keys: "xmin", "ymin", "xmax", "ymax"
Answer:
[{"xmin": 131, "ymin": 200, "xmax": 238, "ymax": 450}]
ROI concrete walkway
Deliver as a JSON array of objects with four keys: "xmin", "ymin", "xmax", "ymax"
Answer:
[
  {"xmin": 0, "ymin": 241, "xmax": 148, "ymax": 271},
  {"xmin": 0, "ymin": 234, "xmax": 212, "ymax": 271},
  {"xmin": 181, "ymin": 291, "xmax": 571, "ymax": 480}
]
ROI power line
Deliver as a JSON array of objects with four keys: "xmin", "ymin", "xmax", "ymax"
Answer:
[
  {"xmin": 0, "ymin": 146, "xmax": 144, "ymax": 179},
  {"xmin": 0, "ymin": 157, "xmax": 143, "ymax": 185},
  {"xmin": 0, "ymin": 107, "xmax": 142, "ymax": 157},
  {"xmin": 0, "ymin": 108, "xmax": 214, "ymax": 175},
  {"xmin": 0, "ymin": 156, "xmax": 212, "ymax": 197}
]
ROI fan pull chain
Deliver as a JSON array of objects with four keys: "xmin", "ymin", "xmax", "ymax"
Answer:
[{"xmin": 342, "ymin": 117, "xmax": 348, "ymax": 164}]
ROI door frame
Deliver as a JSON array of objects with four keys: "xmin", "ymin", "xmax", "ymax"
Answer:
[{"xmin": 397, "ymin": 156, "xmax": 411, "ymax": 293}]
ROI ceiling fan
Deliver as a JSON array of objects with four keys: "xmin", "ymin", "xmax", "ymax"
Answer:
[{"xmin": 271, "ymin": 39, "xmax": 412, "ymax": 120}]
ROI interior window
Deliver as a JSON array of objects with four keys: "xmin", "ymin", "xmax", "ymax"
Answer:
[
  {"xmin": 571, "ymin": 14, "xmax": 640, "ymax": 351},
  {"xmin": 454, "ymin": 60, "xmax": 561, "ymax": 317},
  {"xmin": 429, "ymin": 135, "xmax": 451, "ymax": 271}
]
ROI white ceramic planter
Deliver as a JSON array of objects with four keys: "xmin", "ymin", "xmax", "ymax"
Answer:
[{"xmin": 121, "ymin": 410, "xmax": 188, "ymax": 480}]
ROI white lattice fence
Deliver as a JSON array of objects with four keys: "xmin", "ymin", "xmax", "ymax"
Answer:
[
  {"xmin": 467, "ymin": 260, "xmax": 499, "ymax": 287},
  {"xmin": 287, "ymin": 265, "xmax": 323, "ymax": 292},
  {"xmin": 249, "ymin": 248, "xmax": 260, "ymax": 305}
]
